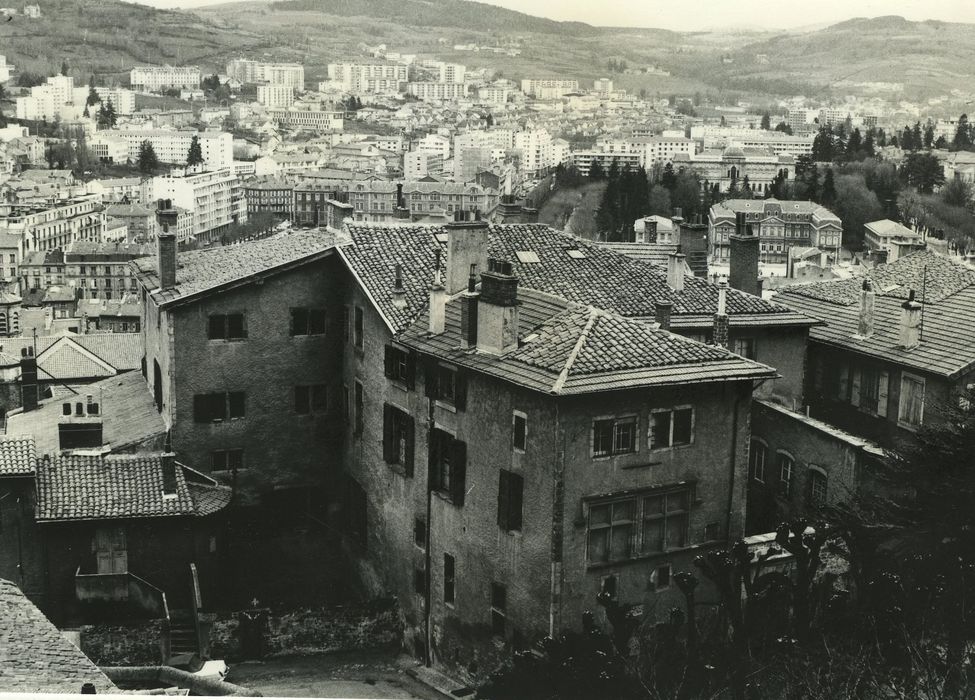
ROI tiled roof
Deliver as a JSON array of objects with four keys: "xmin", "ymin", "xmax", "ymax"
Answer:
[
  {"xmin": 34, "ymin": 337, "xmax": 116, "ymax": 381},
  {"xmin": 0, "ymin": 578, "xmax": 117, "ymax": 693},
  {"xmin": 35, "ymin": 454, "xmax": 196, "ymax": 522},
  {"xmin": 593, "ymin": 241, "xmax": 680, "ymax": 268},
  {"xmin": 399, "ymin": 287, "xmax": 777, "ymax": 395},
  {"xmin": 132, "ymin": 228, "xmax": 342, "ymax": 307},
  {"xmin": 0, "ymin": 437, "xmax": 36, "ymax": 477},
  {"xmin": 341, "ymin": 223, "xmax": 813, "ymax": 334},
  {"xmin": 0, "ymin": 334, "xmax": 141, "ymax": 378},
  {"xmin": 777, "ymin": 251, "xmax": 975, "ymax": 377},
  {"xmin": 781, "ymin": 250, "xmax": 975, "ymax": 306},
  {"xmin": 710, "ymin": 198, "xmax": 841, "ymax": 223},
  {"xmin": 187, "ymin": 481, "xmax": 234, "ymax": 517},
  {"xmin": 5, "ymin": 371, "xmax": 167, "ymax": 457}
]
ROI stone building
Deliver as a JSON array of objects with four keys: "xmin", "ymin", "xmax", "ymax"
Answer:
[
  {"xmin": 708, "ymin": 199, "xmax": 842, "ymax": 264},
  {"xmin": 680, "ymin": 144, "xmax": 794, "ymax": 195}
]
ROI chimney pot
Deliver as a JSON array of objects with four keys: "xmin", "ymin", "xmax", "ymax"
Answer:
[
  {"xmin": 654, "ymin": 300, "xmax": 672, "ymax": 330},
  {"xmin": 857, "ymin": 278, "xmax": 876, "ymax": 338},
  {"xmin": 162, "ymin": 453, "xmax": 177, "ymax": 496},
  {"xmin": 20, "ymin": 355, "xmax": 38, "ymax": 412},
  {"xmin": 900, "ymin": 288, "xmax": 922, "ymax": 349},
  {"xmin": 667, "ymin": 252, "xmax": 686, "ymax": 292}
]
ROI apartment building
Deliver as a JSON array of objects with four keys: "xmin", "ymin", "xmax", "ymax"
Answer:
[
  {"xmin": 256, "ymin": 84, "xmax": 295, "ymax": 109},
  {"xmin": 571, "ymin": 136, "xmax": 694, "ymax": 177},
  {"xmin": 513, "ymin": 129, "xmax": 568, "ymax": 176},
  {"xmin": 0, "ymin": 195, "xmax": 105, "ymax": 252},
  {"xmin": 268, "ymin": 104, "xmax": 344, "ymax": 132},
  {"xmin": 226, "ymin": 59, "xmax": 304, "ymax": 89},
  {"xmin": 107, "ymin": 130, "xmax": 233, "ymax": 170},
  {"xmin": 63, "ymin": 241, "xmax": 152, "ymax": 301},
  {"xmin": 151, "ymin": 169, "xmax": 245, "ymax": 243},
  {"xmin": 129, "ymin": 66, "xmax": 201, "ymax": 92},
  {"xmin": 438, "ymin": 63, "xmax": 466, "ymax": 84},
  {"xmin": 407, "ymin": 83, "xmax": 468, "ymax": 102},
  {"xmin": 325, "ymin": 62, "xmax": 408, "ymax": 95},
  {"xmin": 689, "ymin": 126, "xmax": 814, "ymax": 155},
  {"xmin": 520, "ymin": 78, "xmax": 579, "ymax": 99},
  {"xmin": 404, "ymin": 151, "xmax": 445, "ymax": 180},
  {"xmin": 243, "ymin": 178, "xmax": 294, "ymax": 218},
  {"xmin": 0, "ymin": 55, "xmax": 11, "ymax": 83}
]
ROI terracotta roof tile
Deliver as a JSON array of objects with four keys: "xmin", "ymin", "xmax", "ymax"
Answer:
[{"xmin": 0, "ymin": 437, "xmax": 36, "ymax": 477}]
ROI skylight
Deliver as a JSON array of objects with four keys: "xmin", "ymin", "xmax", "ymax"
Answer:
[
  {"xmin": 566, "ymin": 249, "xmax": 586, "ymax": 259},
  {"xmin": 515, "ymin": 251, "xmax": 540, "ymax": 264},
  {"xmin": 434, "ymin": 233, "xmax": 449, "ymax": 243}
]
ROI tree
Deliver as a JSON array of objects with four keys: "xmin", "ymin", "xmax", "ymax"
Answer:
[
  {"xmin": 660, "ymin": 161, "xmax": 677, "ymax": 191},
  {"xmin": 911, "ymin": 122, "xmax": 922, "ymax": 151},
  {"xmin": 924, "ymin": 123, "xmax": 935, "ymax": 149},
  {"xmin": 774, "ymin": 121, "xmax": 793, "ymax": 135},
  {"xmin": 137, "ymin": 140, "xmax": 160, "ymax": 175},
  {"xmin": 671, "ymin": 170, "xmax": 703, "ymax": 220},
  {"xmin": 60, "ymin": 59, "xmax": 70, "ymax": 77},
  {"xmin": 935, "ymin": 135, "xmax": 949, "ymax": 149},
  {"xmin": 953, "ymin": 114, "xmax": 972, "ymax": 151},
  {"xmin": 647, "ymin": 184, "xmax": 671, "ymax": 217},
  {"xmin": 97, "ymin": 99, "xmax": 117, "ymax": 129},
  {"xmin": 812, "ymin": 126, "xmax": 835, "ymax": 162},
  {"xmin": 832, "ymin": 174, "xmax": 884, "ymax": 248},
  {"xmin": 588, "ymin": 161, "xmax": 605, "ymax": 180},
  {"xmin": 820, "ymin": 168, "xmax": 837, "ymax": 207},
  {"xmin": 902, "ymin": 151, "xmax": 945, "ymax": 194},
  {"xmin": 760, "ymin": 112, "xmax": 771, "ymax": 130},
  {"xmin": 845, "ymin": 128, "xmax": 862, "ymax": 160},
  {"xmin": 86, "ymin": 84, "xmax": 101, "ymax": 108},
  {"xmin": 942, "ymin": 177, "xmax": 973, "ymax": 207},
  {"xmin": 186, "ymin": 134, "xmax": 204, "ymax": 167}
]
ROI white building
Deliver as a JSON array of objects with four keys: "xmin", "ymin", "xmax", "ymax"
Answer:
[
  {"xmin": 520, "ymin": 78, "xmax": 579, "ymax": 99},
  {"xmin": 151, "ymin": 168, "xmax": 246, "ymax": 242},
  {"xmin": 514, "ymin": 129, "xmax": 567, "ymax": 176},
  {"xmin": 325, "ymin": 62, "xmax": 408, "ymax": 95},
  {"xmin": 256, "ymin": 83, "xmax": 295, "ymax": 109},
  {"xmin": 407, "ymin": 82, "xmax": 468, "ymax": 101},
  {"xmin": 689, "ymin": 126, "xmax": 814, "ymax": 155},
  {"xmin": 404, "ymin": 151, "xmax": 445, "ymax": 180},
  {"xmin": 129, "ymin": 66, "xmax": 201, "ymax": 92},
  {"xmin": 105, "ymin": 129, "xmax": 233, "ymax": 170},
  {"xmin": 91, "ymin": 87, "xmax": 136, "ymax": 115},
  {"xmin": 226, "ymin": 59, "xmax": 304, "ymax": 89},
  {"xmin": 89, "ymin": 134, "xmax": 129, "ymax": 163},
  {"xmin": 268, "ymin": 104, "xmax": 344, "ymax": 131},
  {"xmin": 593, "ymin": 78, "xmax": 613, "ymax": 96},
  {"xmin": 0, "ymin": 55, "xmax": 11, "ymax": 83},
  {"xmin": 477, "ymin": 86, "xmax": 510, "ymax": 104},
  {"xmin": 416, "ymin": 134, "xmax": 452, "ymax": 160},
  {"xmin": 0, "ymin": 194, "xmax": 105, "ymax": 252},
  {"xmin": 438, "ymin": 63, "xmax": 466, "ymax": 84}
]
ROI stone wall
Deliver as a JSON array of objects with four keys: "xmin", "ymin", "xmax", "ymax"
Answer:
[
  {"xmin": 210, "ymin": 599, "xmax": 402, "ymax": 660},
  {"xmin": 79, "ymin": 620, "xmax": 165, "ymax": 666}
]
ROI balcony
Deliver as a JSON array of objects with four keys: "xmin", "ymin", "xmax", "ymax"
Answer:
[{"xmin": 75, "ymin": 567, "xmax": 169, "ymax": 619}]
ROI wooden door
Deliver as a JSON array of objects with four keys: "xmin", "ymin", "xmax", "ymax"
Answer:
[{"xmin": 95, "ymin": 526, "xmax": 128, "ymax": 574}]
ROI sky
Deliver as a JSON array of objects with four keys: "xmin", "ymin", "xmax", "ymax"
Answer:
[{"xmin": 137, "ymin": 0, "xmax": 975, "ymax": 31}]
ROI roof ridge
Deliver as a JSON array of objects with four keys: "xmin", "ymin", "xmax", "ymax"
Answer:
[{"xmin": 551, "ymin": 307, "xmax": 601, "ymax": 394}]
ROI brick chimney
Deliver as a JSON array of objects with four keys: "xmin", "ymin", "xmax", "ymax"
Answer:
[
  {"xmin": 654, "ymin": 300, "xmax": 672, "ymax": 330},
  {"xmin": 428, "ymin": 250, "xmax": 447, "ymax": 335},
  {"xmin": 667, "ymin": 251, "xmax": 686, "ymax": 292},
  {"xmin": 729, "ymin": 211, "xmax": 759, "ymax": 296},
  {"xmin": 477, "ymin": 258, "xmax": 519, "ymax": 355},
  {"xmin": 713, "ymin": 280, "xmax": 730, "ymax": 348},
  {"xmin": 445, "ymin": 210, "xmax": 490, "ymax": 295},
  {"xmin": 857, "ymin": 278, "xmax": 875, "ymax": 338},
  {"xmin": 156, "ymin": 199, "xmax": 178, "ymax": 292},
  {"xmin": 391, "ymin": 263, "xmax": 407, "ymax": 309},
  {"xmin": 20, "ymin": 347, "xmax": 38, "ymax": 412},
  {"xmin": 459, "ymin": 264, "xmax": 479, "ymax": 349},
  {"xmin": 900, "ymin": 289, "xmax": 922, "ymax": 349},
  {"xmin": 671, "ymin": 207, "xmax": 684, "ymax": 231}
]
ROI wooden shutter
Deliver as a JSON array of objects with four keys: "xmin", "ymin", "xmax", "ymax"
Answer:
[
  {"xmin": 838, "ymin": 365, "xmax": 849, "ymax": 400},
  {"xmin": 424, "ymin": 359, "xmax": 439, "ymax": 398},
  {"xmin": 403, "ymin": 414, "xmax": 415, "ymax": 477},
  {"xmin": 450, "ymin": 439, "xmax": 467, "ymax": 506},
  {"xmin": 497, "ymin": 471, "xmax": 510, "ymax": 530},
  {"xmin": 850, "ymin": 368, "xmax": 861, "ymax": 407},
  {"xmin": 877, "ymin": 371, "xmax": 889, "ymax": 417},
  {"xmin": 405, "ymin": 351, "xmax": 416, "ymax": 390},
  {"xmin": 509, "ymin": 472, "xmax": 523, "ymax": 531},
  {"xmin": 427, "ymin": 429, "xmax": 441, "ymax": 490},
  {"xmin": 193, "ymin": 394, "xmax": 208, "ymax": 422},
  {"xmin": 454, "ymin": 371, "xmax": 467, "ymax": 411},
  {"xmin": 382, "ymin": 403, "xmax": 395, "ymax": 463},
  {"xmin": 383, "ymin": 345, "xmax": 396, "ymax": 380}
]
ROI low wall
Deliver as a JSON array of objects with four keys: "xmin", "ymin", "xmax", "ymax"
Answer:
[{"xmin": 80, "ymin": 620, "xmax": 165, "ymax": 666}]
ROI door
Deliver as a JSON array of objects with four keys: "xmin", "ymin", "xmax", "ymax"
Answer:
[{"xmin": 95, "ymin": 526, "xmax": 128, "ymax": 574}]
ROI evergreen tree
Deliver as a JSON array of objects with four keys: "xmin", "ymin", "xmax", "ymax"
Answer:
[
  {"xmin": 820, "ymin": 168, "xmax": 837, "ymax": 207},
  {"xmin": 912, "ymin": 122, "xmax": 923, "ymax": 151},
  {"xmin": 104, "ymin": 99, "xmax": 117, "ymax": 128},
  {"xmin": 924, "ymin": 123, "xmax": 935, "ymax": 149},
  {"xmin": 935, "ymin": 135, "xmax": 948, "ymax": 149},
  {"xmin": 60, "ymin": 59, "xmax": 70, "ymax": 77},
  {"xmin": 760, "ymin": 112, "xmax": 771, "ymax": 130},
  {"xmin": 862, "ymin": 131, "xmax": 875, "ymax": 158},
  {"xmin": 845, "ymin": 128, "xmax": 863, "ymax": 160},
  {"xmin": 137, "ymin": 140, "xmax": 160, "ymax": 175},
  {"xmin": 660, "ymin": 162, "xmax": 677, "ymax": 190},
  {"xmin": 589, "ymin": 161, "xmax": 606, "ymax": 180},
  {"xmin": 953, "ymin": 114, "xmax": 972, "ymax": 151},
  {"xmin": 186, "ymin": 134, "xmax": 204, "ymax": 167},
  {"xmin": 774, "ymin": 121, "xmax": 793, "ymax": 135},
  {"xmin": 901, "ymin": 126, "xmax": 914, "ymax": 151},
  {"xmin": 741, "ymin": 175, "xmax": 751, "ymax": 196},
  {"xmin": 812, "ymin": 126, "xmax": 835, "ymax": 162},
  {"xmin": 86, "ymin": 84, "xmax": 100, "ymax": 107}
]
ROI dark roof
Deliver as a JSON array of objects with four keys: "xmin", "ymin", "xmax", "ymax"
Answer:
[
  {"xmin": 777, "ymin": 250, "xmax": 975, "ymax": 378},
  {"xmin": 5, "ymin": 371, "xmax": 167, "ymax": 457},
  {"xmin": 0, "ymin": 437, "xmax": 36, "ymax": 477},
  {"xmin": 0, "ymin": 578, "xmax": 117, "ymax": 693},
  {"xmin": 35, "ymin": 454, "xmax": 197, "ymax": 522},
  {"xmin": 132, "ymin": 228, "xmax": 342, "ymax": 307},
  {"xmin": 0, "ymin": 334, "xmax": 142, "ymax": 381},
  {"xmin": 187, "ymin": 481, "xmax": 234, "ymax": 516},
  {"xmin": 399, "ymin": 287, "xmax": 777, "ymax": 395},
  {"xmin": 341, "ymin": 223, "xmax": 813, "ymax": 334}
]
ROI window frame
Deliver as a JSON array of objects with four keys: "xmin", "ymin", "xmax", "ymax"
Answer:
[
  {"xmin": 512, "ymin": 411, "xmax": 527, "ymax": 452},
  {"xmin": 210, "ymin": 448, "xmax": 244, "ymax": 473},
  {"xmin": 592, "ymin": 414, "xmax": 638, "ymax": 458},
  {"xmin": 295, "ymin": 383, "xmax": 327, "ymax": 415},
  {"xmin": 897, "ymin": 372, "xmax": 926, "ymax": 430},
  {"xmin": 193, "ymin": 392, "xmax": 246, "ymax": 423},
  {"xmin": 207, "ymin": 313, "xmax": 247, "ymax": 341},
  {"xmin": 807, "ymin": 465, "xmax": 828, "ymax": 507},
  {"xmin": 649, "ymin": 406, "xmax": 694, "ymax": 450},
  {"xmin": 777, "ymin": 451, "xmax": 795, "ymax": 498},
  {"xmin": 749, "ymin": 438, "xmax": 768, "ymax": 483},
  {"xmin": 290, "ymin": 307, "xmax": 327, "ymax": 337},
  {"xmin": 443, "ymin": 552, "xmax": 455, "ymax": 606},
  {"xmin": 497, "ymin": 469, "xmax": 524, "ymax": 533}
]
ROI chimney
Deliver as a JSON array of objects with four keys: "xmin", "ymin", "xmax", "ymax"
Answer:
[
  {"xmin": 445, "ymin": 211, "xmax": 490, "ymax": 294},
  {"xmin": 428, "ymin": 250, "xmax": 447, "ymax": 335},
  {"xmin": 459, "ymin": 265, "xmax": 479, "ymax": 350},
  {"xmin": 857, "ymin": 279, "xmax": 875, "ymax": 338},
  {"xmin": 646, "ymin": 218, "xmax": 658, "ymax": 243},
  {"xmin": 161, "ymin": 452, "xmax": 177, "ymax": 496},
  {"xmin": 391, "ymin": 263, "xmax": 407, "ymax": 309},
  {"xmin": 900, "ymin": 289, "xmax": 922, "ymax": 349},
  {"xmin": 667, "ymin": 251, "xmax": 686, "ymax": 292},
  {"xmin": 729, "ymin": 211, "xmax": 759, "ymax": 297},
  {"xmin": 477, "ymin": 258, "xmax": 519, "ymax": 355},
  {"xmin": 20, "ymin": 348, "xmax": 38, "ymax": 413},
  {"xmin": 713, "ymin": 280, "xmax": 730, "ymax": 348},
  {"xmin": 671, "ymin": 207, "xmax": 684, "ymax": 231},
  {"xmin": 654, "ymin": 300, "xmax": 672, "ymax": 330}
]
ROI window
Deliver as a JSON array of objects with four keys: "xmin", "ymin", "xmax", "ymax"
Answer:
[
  {"xmin": 749, "ymin": 439, "xmax": 767, "ymax": 482},
  {"xmin": 295, "ymin": 384, "xmax": 327, "ymax": 414},
  {"xmin": 732, "ymin": 337, "xmax": 756, "ymax": 359},
  {"xmin": 600, "ymin": 575, "xmax": 618, "ymax": 601},
  {"xmin": 649, "ymin": 408, "xmax": 693, "ymax": 449},
  {"xmin": 383, "ymin": 403, "xmax": 415, "ymax": 475},
  {"xmin": 851, "ymin": 366, "xmax": 889, "ymax": 416},
  {"xmin": 778, "ymin": 452, "xmax": 794, "ymax": 497},
  {"xmin": 808, "ymin": 467, "xmax": 827, "ymax": 507},
  {"xmin": 497, "ymin": 470, "xmax": 524, "ymax": 532},
  {"xmin": 898, "ymin": 373, "xmax": 925, "ymax": 428},
  {"xmin": 384, "ymin": 345, "xmax": 415, "ymax": 388},
  {"xmin": 211, "ymin": 449, "xmax": 244, "ymax": 472},
  {"xmin": 342, "ymin": 305, "xmax": 350, "ymax": 343},
  {"xmin": 641, "ymin": 490, "xmax": 689, "ymax": 554},
  {"xmin": 429, "ymin": 428, "xmax": 467, "ymax": 505},
  {"xmin": 704, "ymin": 522, "xmax": 720, "ymax": 541},
  {"xmin": 290, "ymin": 308, "xmax": 326, "ymax": 336},
  {"xmin": 353, "ymin": 380, "xmax": 364, "ymax": 436},
  {"xmin": 207, "ymin": 313, "xmax": 247, "ymax": 340},
  {"xmin": 491, "ymin": 583, "xmax": 507, "ymax": 636},
  {"xmin": 592, "ymin": 416, "xmax": 637, "ymax": 457},
  {"xmin": 193, "ymin": 392, "xmax": 245, "ymax": 422},
  {"xmin": 443, "ymin": 553, "xmax": 455, "ymax": 605},
  {"xmin": 414, "ymin": 518, "xmax": 426, "ymax": 549},
  {"xmin": 425, "ymin": 362, "xmax": 466, "ymax": 410},
  {"xmin": 414, "ymin": 568, "xmax": 426, "ymax": 596},
  {"xmin": 353, "ymin": 305, "xmax": 364, "ymax": 349},
  {"xmin": 512, "ymin": 412, "xmax": 527, "ymax": 452}
]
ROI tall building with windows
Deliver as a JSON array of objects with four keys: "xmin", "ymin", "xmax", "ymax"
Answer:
[
  {"xmin": 151, "ymin": 168, "xmax": 245, "ymax": 243},
  {"xmin": 226, "ymin": 59, "xmax": 304, "ymax": 89},
  {"xmin": 520, "ymin": 78, "xmax": 579, "ymax": 99},
  {"xmin": 325, "ymin": 62, "xmax": 408, "ymax": 95},
  {"xmin": 129, "ymin": 66, "xmax": 201, "ymax": 91}
]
